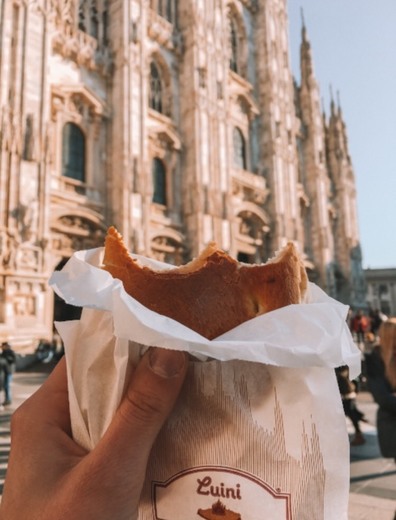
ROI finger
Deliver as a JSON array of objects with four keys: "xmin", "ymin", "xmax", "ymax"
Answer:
[
  {"xmin": 90, "ymin": 348, "xmax": 187, "ymax": 480},
  {"xmin": 7, "ymin": 356, "xmax": 81, "ymax": 491}
]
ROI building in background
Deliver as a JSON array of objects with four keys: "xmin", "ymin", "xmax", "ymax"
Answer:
[
  {"xmin": 0, "ymin": 0, "xmax": 365, "ymax": 349},
  {"xmin": 365, "ymin": 269, "xmax": 396, "ymax": 317}
]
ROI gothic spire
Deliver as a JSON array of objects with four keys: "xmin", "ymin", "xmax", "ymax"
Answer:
[
  {"xmin": 301, "ymin": 7, "xmax": 307, "ymax": 40},
  {"xmin": 329, "ymin": 84, "xmax": 336, "ymax": 116},
  {"xmin": 300, "ymin": 10, "xmax": 315, "ymax": 88},
  {"xmin": 336, "ymin": 89, "xmax": 343, "ymax": 117}
]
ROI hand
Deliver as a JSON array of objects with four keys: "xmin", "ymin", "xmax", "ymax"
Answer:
[{"xmin": 0, "ymin": 348, "xmax": 188, "ymax": 520}]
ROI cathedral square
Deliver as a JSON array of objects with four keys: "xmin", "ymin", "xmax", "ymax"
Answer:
[{"xmin": 0, "ymin": 0, "xmax": 365, "ymax": 351}]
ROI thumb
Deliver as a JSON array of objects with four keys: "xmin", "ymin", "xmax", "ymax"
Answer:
[
  {"xmin": 116, "ymin": 347, "xmax": 188, "ymax": 442},
  {"xmin": 89, "ymin": 347, "xmax": 188, "ymax": 485}
]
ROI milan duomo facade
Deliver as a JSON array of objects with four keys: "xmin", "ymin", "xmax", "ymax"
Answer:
[{"xmin": 0, "ymin": 0, "xmax": 366, "ymax": 348}]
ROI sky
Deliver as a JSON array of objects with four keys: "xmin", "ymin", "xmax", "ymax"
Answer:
[{"xmin": 287, "ymin": 0, "xmax": 396, "ymax": 269}]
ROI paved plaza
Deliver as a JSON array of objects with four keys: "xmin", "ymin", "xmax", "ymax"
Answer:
[{"xmin": 347, "ymin": 391, "xmax": 396, "ymax": 519}]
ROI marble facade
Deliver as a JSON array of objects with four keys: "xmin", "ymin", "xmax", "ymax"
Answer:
[{"xmin": 0, "ymin": 0, "xmax": 365, "ymax": 349}]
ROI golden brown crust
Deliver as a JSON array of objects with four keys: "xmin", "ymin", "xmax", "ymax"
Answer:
[{"xmin": 102, "ymin": 226, "xmax": 307, "ymax": 339}]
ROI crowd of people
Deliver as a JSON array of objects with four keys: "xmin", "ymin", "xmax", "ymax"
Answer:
[
  {"xmin": 336, "ymin": 308, "xmax": 396, "ymax": 462},
  {"xmin": 365, "ymin": 318, "xmax": 396, "ymax": 461},
  {"xmin": 349, "ymin": 308, "xmax": 388, "ymax": 347}
]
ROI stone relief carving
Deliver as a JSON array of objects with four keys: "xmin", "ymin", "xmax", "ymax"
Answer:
[
  {"xmin": 59, "ymin": 215, "xmax": 94, "ymax": 232},
  {"xmin": 0, "ymin": 237, "xmax": 40, "ymax": 273},
  {"xmin": 231, "ymin": 177, "xmax": 267, "ymax": 205},
  {"xmin": 151, "ymin": 235, "xmax": 184, "ymax": 265},
  {"xmin": 13, "ymin": 294, "xmax": 36, "ymax": 317},
  {"xmin": 7, "ymin": 279, "xmax": 42, "ymax": 318},
  {"xmin": 27, "ymin": 0, "xmax": 46, "ymax": 16},
  {"xmin": 0, "ymin": 105, "xmax": 23, "ymax": 154},
  {"xmin": 51, "ymin": 0, "xmax": 74, "ymax": 25},
  {"xmin": 51, "ymin": 232, "xmax": 102, "ymax": 254},
  {"xmin": 28, "ymin": 0, "xmax": 72, "ymax": 23},
  {"xmin": 148, "ymin": 9, "xmax": 174, "ymax": 50},
  {"xmin": 22, "ymin": 113, "xmax": 36, "ymax": 161},
  {"xmin": 69, "ymin": 94, "xmax": 86, "ymax": 116},
  {"xmin": 237, "ymin": 210, "xmax": 270, "ymax": 247},
  {"xmin": 0, "ymin": 230, "xmax": 20, "ymax": 271},
  {"xmin": 52, "ymin": 27, "xmax": 97, "ymax": 71},
  {"xmin": 0, "ymin": 231, "xmax": 14, "ymax": 269},
  {"xmin": 40, "ymin": 0, "xmax": 112, "ymax": 74},
  {"xmin": 51, "ymin": 215, "xmax": 105, "ymax": 255},
  {"xmin": 19, "ymin": 200, "xmax": 39, "ymax": 243},
  {"xmin": 40, "ymin": 0, "xmax": 113, "ymax": 76},
  {"xmin": 6, "ymin": 200, "xmax": 36, "ymax": 254},
  {"xmin": 17, "ymin": 246, "xmax": 41, "ymax": 272},
  {"xmin": 51, "ymin": 86, "xmax": 105, "ymax": 123}
]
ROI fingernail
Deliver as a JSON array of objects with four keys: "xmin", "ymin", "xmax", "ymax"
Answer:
[{"xmin": 148, "ymin": 348, "xmax": 186, "ymax": 378}]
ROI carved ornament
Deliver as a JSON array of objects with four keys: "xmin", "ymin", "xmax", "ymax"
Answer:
[
  {"xmin": 0, "ymin": 106, "xmax": 23, "ymax": 154},
  {"xmin": 297, "ymin": 182, "xmax": 310, "ymax": 208},
  {"xmin": 150, "ymin": 234, "xmax": 184, "ymax": 265},
  {"xmin": 6, "ymin": 278, "xmax": 45, "ymax": 318},
  {"xmin": 16, "ymin": 245, "xmax": 41, "ymax": 272},
  {"xmin": 0, "ymin": 227, "xmax": 41, "ymax": 273},
  {"xmin": 13, "ymin": 294, "xmax": 36, "ymax": 318},
  {"xmin": 148, "ymin": 9, "xmax": 174, "ymax": 50},
  {"xmin": 46, "ymin": 0, "xmax": 112, "ymax": 75},
  {"xmin": 237, "ymin": 211, "xmax": 270, "ymax": 247},
  {"xmin": 51, "ymin": 214, "xmax": 106, "ymax": 256},
  {"xmin": 231, "ymin": 169, "xmax": 268, "ymax": 205},
  {"xmin": 48, "ymin": 0, "xmax": 96, "ymax": 69},
  {"xmin": 0, "ymin": 230, "xmax": 17, "ymax": 270},
  {"xmin": 51, "ymin": 84, "xmax": 106, "ymax": 122}
]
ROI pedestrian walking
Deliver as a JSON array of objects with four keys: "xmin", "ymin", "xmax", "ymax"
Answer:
[
  {"xmin": 335, "ymin": 366, "xmax": 367, "ymax": 446},
  {"xmin": 369, "ymin": 308, "xmax": 388, "ymax": 337},
  {"xmin": 0, "ymin": 356, "xmax": 7, "ymax": 410},
  {"xmin": 350, "ymin": 310, "xmax": 369, "ymax": 346},
  {"xmin": 366, "ymin": 318, "xmax": 396, "ymax": 461},
  {"xmin": 1, "ymin": 342, "xmax": 16, "ymax": 406}
]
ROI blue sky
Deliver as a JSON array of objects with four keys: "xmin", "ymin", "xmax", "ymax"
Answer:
[{"xmin": 287, "ymin": 0, "xmax": 396, "ymax": 269}]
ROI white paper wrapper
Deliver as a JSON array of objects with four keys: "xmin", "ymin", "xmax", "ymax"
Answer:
[{"xmin": 49, "ymin": 247, "xmax": 361, "ymax": 520}]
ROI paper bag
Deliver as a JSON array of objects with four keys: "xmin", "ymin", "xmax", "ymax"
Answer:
[{"xmin": 50, "ymin": 247, "xmax": 361, "ymax": 520}]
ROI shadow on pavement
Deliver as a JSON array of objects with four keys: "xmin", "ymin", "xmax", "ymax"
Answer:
[
  {"xmin": 351, "ymin": 469, "xmax": 396, "ymax": 484},
  {"xmin": 14, "ymin": 374, "xmax": 50, "ymax": 387},
  {"xmin": 21, "ymin": 357, "xmax": 60, "ymax": 374},
  {"xmin": 14, "ymin": 358, "xmax": 60, "ymax": 388},
  {"xmin": 349, "ymin": 431, "xmax": 382, "ymax": 462}
]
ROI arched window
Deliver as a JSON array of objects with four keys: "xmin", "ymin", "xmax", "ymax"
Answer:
[
  {"xmin": 166, "ymin": 0, "xmax": 173, "ymax": 22},
  {"xmin": 62, "ymin": 123, "xmax": 85, "ymax": 182},
  {"xmin": 78, "ymin": 1, "xmax": 86, "ymax": 31},
  {"xmin": 102, "ymin": 9, "xmax": 108, "ymax": 45},
  {"xmin": 157, "ymin": 0, "xmax": 177, "ymax": 24},
  {"xmin": 157, "ymin": 0, "xmax": 164, "ymax": 15},
  {"xmin": 78, "ymin": 1, "xmax": 106, "ymax": 41},
  {"xmin": 149, "ymin": 62, "xmax": 163, "ymax": 113},
  {"xmin": 229, "ymin": 17, "xmax": 239, "ymax": 74},
  {"xmin": 237, "ymin": 252, "xmax": 252, "ymax": 263},
  {"xmin": 152, "ymin": 158, "xmax": 167, "ymax": 205},
  {"xmin": 233, "ymin": 127, "xmax": 247, "ymax": 169},
  {"xmin": 90, "ymin": 6, "xmax": 99, "ymax": 39}
]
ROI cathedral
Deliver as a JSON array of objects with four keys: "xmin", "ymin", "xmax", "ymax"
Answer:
[{"xmin": 0, "ymin": 0, "xmax": 366, "ymax": 349}]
